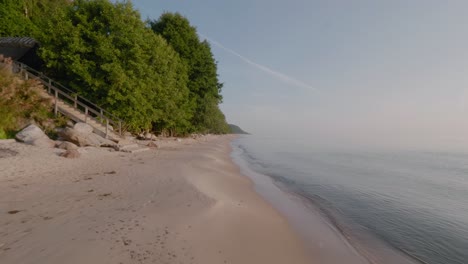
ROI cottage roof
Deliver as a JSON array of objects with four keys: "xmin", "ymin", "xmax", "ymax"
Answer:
[{"xmin": 0, "ymin": 37, "xmax": 38, "ymax": 48}]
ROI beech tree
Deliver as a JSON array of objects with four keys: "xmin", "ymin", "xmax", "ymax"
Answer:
[
  {"xmin": 38, "ymin": 0, "xmax": 193, "ymax": 132},
  {"xmin": 0, "ymin": 0, "xmax": 70, "ymax": 37},
  {"xmin": 0, "ymin": 1, "xmax": 229, "ymax": 135},
  {"xmin": 150, "ymin": 13, "xmax": 229, "ymax": 134}
]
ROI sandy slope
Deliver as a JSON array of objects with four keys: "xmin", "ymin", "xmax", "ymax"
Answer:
[{"xmin": 0, "ymin": 136, "xmax": 311, "ymax": 264}]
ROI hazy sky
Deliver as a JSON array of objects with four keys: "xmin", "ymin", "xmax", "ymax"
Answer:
[{"xmin": 132, "ymin": 0, "xmax": 468, "ymax": 150}]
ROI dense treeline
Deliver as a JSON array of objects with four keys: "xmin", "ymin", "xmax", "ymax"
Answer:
[
  {"xmin": 0, "ymin": 0, "xmax": 229, "ymax": 135},
  {"xmin": 149, "ymin": 13, "xmax": 228, "ymax": 134}
]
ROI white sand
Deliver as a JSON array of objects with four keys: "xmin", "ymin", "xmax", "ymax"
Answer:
[{"xmin": 0, "ymin": 136, "xmax": 311, "ymax": 264}]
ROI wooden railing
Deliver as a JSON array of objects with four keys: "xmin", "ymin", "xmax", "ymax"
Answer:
[{"xmin": 12, "ymin": 62, "xmax": 123, "ymax": 138}]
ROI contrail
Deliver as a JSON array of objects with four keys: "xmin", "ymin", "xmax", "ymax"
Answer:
[{"xmin": 201, "ymin": 34, "xmax": 316, "ymax": 91}]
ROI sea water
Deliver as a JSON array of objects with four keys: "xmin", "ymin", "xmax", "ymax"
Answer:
[{"xmin": 232, "ymin": 135, "xmax": 468, "ymax": 264}]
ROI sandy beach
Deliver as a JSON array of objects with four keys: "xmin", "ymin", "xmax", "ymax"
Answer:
[{"xmin": 0, "ymin": 135, "xmax": 311, "ymax": 264}]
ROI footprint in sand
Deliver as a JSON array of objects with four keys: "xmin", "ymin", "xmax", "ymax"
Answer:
[{"xmin": 98, "ymin": 193, "xmax": 112, "ymax": 200}]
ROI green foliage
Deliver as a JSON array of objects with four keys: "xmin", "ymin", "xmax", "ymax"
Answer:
[
  {"xmin": 195, "ymin": 94, "xmax": 229, "ymax": 134},
  {"xmin": 0, "ymin": 63, "xmax": 53, "ymax": 137},
  {"xmin": 150, "ymin": 13, "xmax": 228, "ymax": 133},
  {"xmin": 37, "ymin": 0, "xmax": 193, "ymax": 133},
  {"xmin": 0, "ymin": 0, "xmax": 69, "ymax": 37},
  {"xmin": 0, "ymin": 129, "xmax": 7, "ymax": 139},
  {"xmin": 0, "ymin": 0, "xmax": 34, "ymax": 36},
  {"xmin": 228, "ymin": 124, "xmax": 249, "ymax": 134},
  {"xmin": 1, "ymin": 1, "xmax": 230, "ymax": 135},
  {"xmin": 0, "ymin": 127, "xmax": 16, "ymax": 139}
]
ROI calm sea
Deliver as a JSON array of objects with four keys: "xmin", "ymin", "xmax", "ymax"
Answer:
[{"xmin": 231, "ymin": 135, "xmax": 468, "ymax": 264}]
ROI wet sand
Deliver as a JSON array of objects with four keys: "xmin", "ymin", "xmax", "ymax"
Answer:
[
  {"xmin": 231, "ymin": 144, "xmax": 372, "ymax": 264},
  {"xmin": 230, "ymin": 138, "xmax": 421, "ymax": 264},
  {"xmin": 0, "ymin": 136, "xmax": 311, "ymax": 264}
]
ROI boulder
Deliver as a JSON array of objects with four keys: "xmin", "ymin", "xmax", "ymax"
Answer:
[
  {"xmin": 58, "ymin": 141, "xmax": 78, "ymax": 151},
  {"xmin": 136, "ymin": 133, "xmax": 145, "ymax": 140},
  {"xmin": 147, "ymin": 141, "xmax": 158, "ymax": 148},
  {"xmin": 15, "ymin": 125, "xmax": 55, "ymax": 148},
  {"xmin": 86, "ymin": 133, "xmax": 117, "ymax": 148},
  {"xmin": 60, "ymin": 149, "xmax": 80, "ymax": 159},
  {"xmin": 59, "ymin": 127, "xmax": 97, "ymax": 147},
  {"xmin": 73, "ymin": 122, "xmax": 94, "ymax": 135},
  {"xmin": 15, "ymin": 124, "xmax": 46, "ymax": 144},
  {"xmin": 136, "ymin": 132, "xmax": 155, "ymax": 140},
  {"xmin": 145, "ymin": 132, "xmax": 156, "ymax": 140},
  {"xmin": 59, "ymin": 127, "xmax": 117, "ymax": 148},
  {"xmin": 31, "ymin": 137, "xmax": 56, "ymax": 148}
]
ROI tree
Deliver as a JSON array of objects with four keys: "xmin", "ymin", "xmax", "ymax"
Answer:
[
  {"xmin": 150, "ymin": 12, "xmax": 228, "ymax": 133},
  {"xmin": 0, "ymin": 0, "xmax": 35, "ymax": 36},
  {"xmin": 38, "ymin": 0, "xmax": 193, "ymax": 133},
  {"xmin": 1, "ymin": 1, "xmax": 229, "ymax": 135},
  {"xmin": 0, "ymin": 0, "xmax": 70, "ymax": 37}
]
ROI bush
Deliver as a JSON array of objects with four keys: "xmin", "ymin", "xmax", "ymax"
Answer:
[
  {"xmin": 0, "ymin": 128, "xmax": 7, "ymax": 139},
  {"xmin": 0, "ymin": 61, "xmax": 56, "ymax": 136}
]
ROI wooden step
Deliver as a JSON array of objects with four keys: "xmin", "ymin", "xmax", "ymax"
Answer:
[
  {"xmin": 55, "ymin": 102, "xmax": 120, "ymax": 141},
  {"xmin": 17, "ymin": 61, "xmax": 124, "ymax": 142}
]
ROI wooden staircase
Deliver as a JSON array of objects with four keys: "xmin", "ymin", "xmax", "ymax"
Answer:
[
  {"xmin": 13, "ymin": 62, "xmax": 123, "ymax": 142},
  {"xmin": 50, "ymin": 95, "xmax": 121, "ymax": 141}
]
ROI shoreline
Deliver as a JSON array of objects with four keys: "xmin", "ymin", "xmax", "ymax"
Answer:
[
  {"xmin": 230, "ymin": 136, "xmax": 421, "ymax": 264},
  {"xmin": 230, "ymin": 139, "xmax": 371, "ymax": 264},
  {"xmin": 0, "ymin": 135, "xmax": 310, "ymax": 264}
]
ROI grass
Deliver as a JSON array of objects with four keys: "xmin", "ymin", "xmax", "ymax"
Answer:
[
  {"xmin": 0, "ymin": 62, "xmax": 68, "ymax": 138},
  {"xmin": 0, "ymin": 128, "xmax": 17, "ymax": 139}
]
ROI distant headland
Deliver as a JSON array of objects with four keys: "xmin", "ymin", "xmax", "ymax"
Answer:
[{"xmin": 229, "ymin": 124, "xmax": 249, "ymax": 134}]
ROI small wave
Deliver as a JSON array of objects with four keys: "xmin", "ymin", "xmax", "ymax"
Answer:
[{"xmin": 233, "ymin": 138, "xmax": 468, "ymax": 264}]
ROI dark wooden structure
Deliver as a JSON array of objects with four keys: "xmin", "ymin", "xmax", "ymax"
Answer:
[{"xmin": 0, "ymin": 37, "xmax": 42, "ymax": 70}]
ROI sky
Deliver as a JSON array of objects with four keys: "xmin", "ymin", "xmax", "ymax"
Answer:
[{"xmin": 131, "ymin": 0, "xmax": 468, "ymax": 150}]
